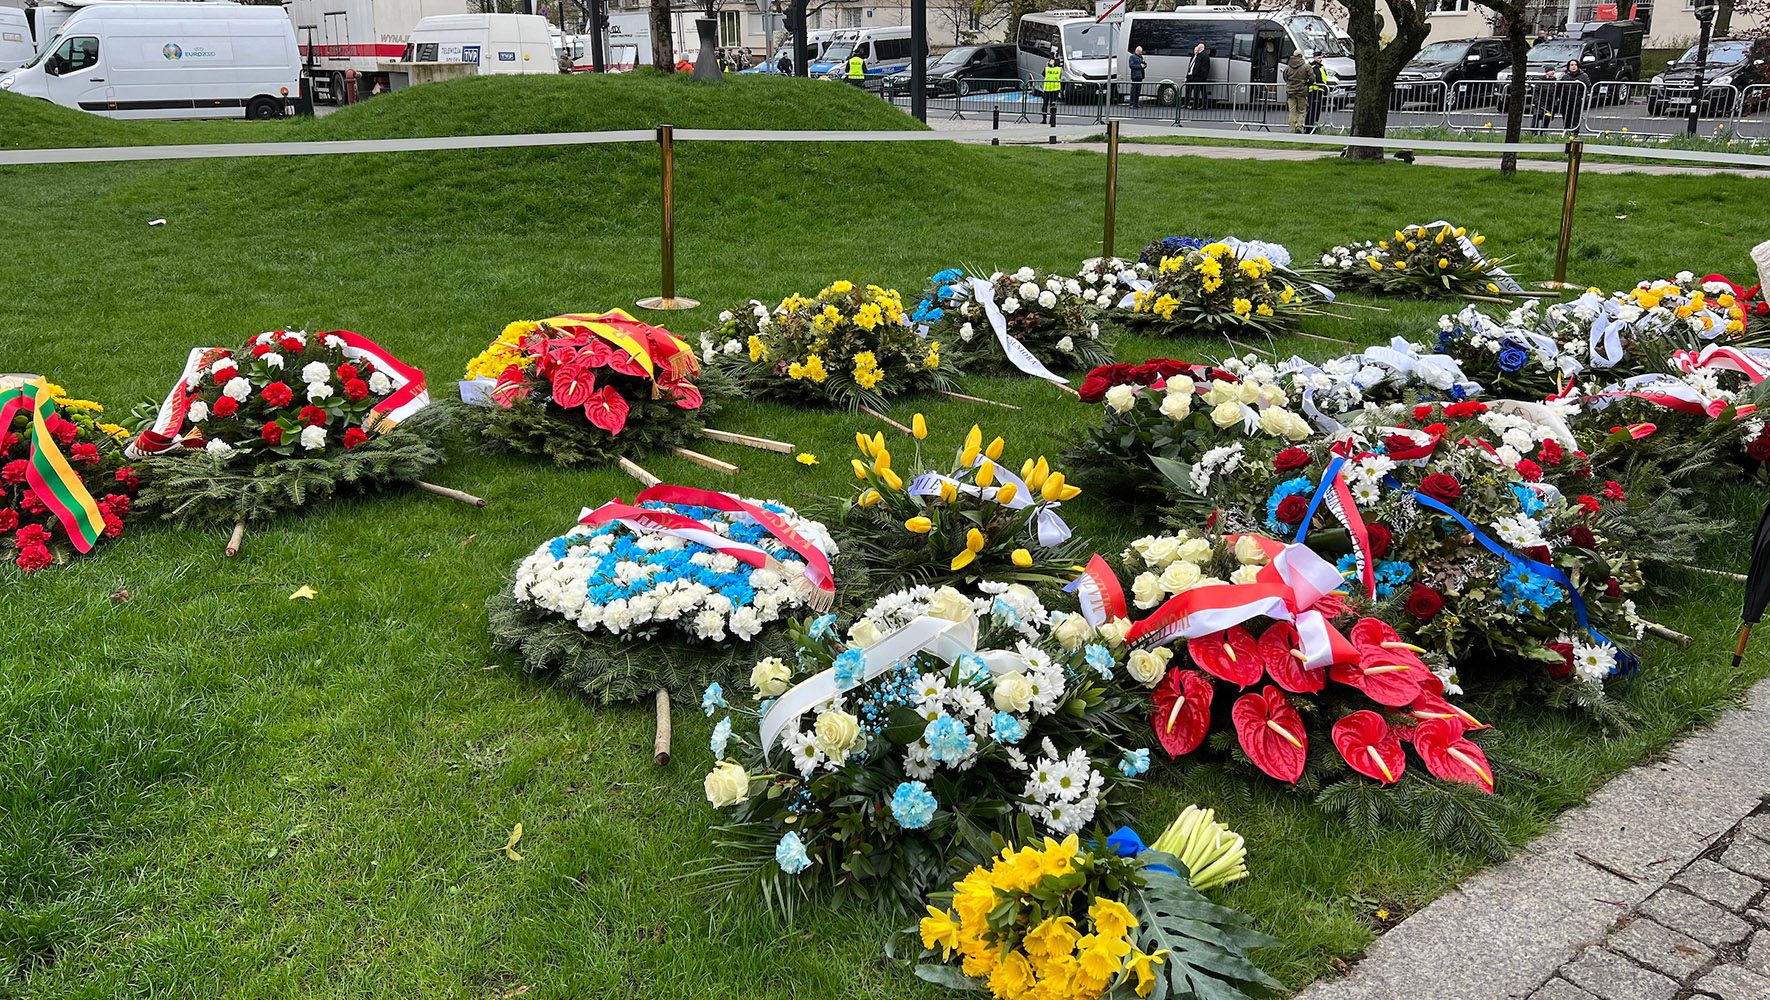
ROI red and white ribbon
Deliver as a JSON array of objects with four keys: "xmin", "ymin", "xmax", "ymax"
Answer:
[
  {"xmin": 1673, "ymin": 344, "xmax": 1770, "ymax": 384},
  {"xmin": 632, "ymin": 484, "xmax": 836, "ymax": 598}
]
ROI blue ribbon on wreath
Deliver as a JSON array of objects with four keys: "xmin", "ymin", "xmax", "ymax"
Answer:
[{"xmin": 1383, "ymin": 475, "xmax": 1637, "ymax": 676}]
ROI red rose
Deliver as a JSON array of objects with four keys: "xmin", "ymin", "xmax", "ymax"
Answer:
[
  {"xmin": 70, "ymin": 442, "xmax": 99, "ymax": 465},
  {"xmin": 1575, "ymin": 495, "xmax": 1601, "ymax": 515},
  {"xmin": 1403, "ymin": 584, "xmax": 1445, "ymax": 618},
  {"xmin": 1602, "ymin": 480, "xmax": 1625, "ymax": 501},
  {"xmin": 342, "ymin": 427, "xmax": 368, "ymax": 450},
  {"xmin": 262, "ymin": 382, "xmax": 295, "ymax": 408},
  {"xmin": 336, "ymin": 364, "xmax": 359, "ymax": 382},
  {"xmin": 279, "ymin": 335, "xmax": 305, "ymax": 354},
  {"xmin": 1526, "ymin": 545, "xmax": 1552, "ymax": 563},
  {"xmin": 212, "ymin": 365, "xmax": 238, "ymax": 385},
  {"xmin": 1545, "ymin": 641, "xmax": 1574, "ymax": 679},
  {"xmin": 1383, "ymin": 433, "xmax": 1419, "ymax": 454},
  {"xmin": 260, "ymin": 422, "xmax": 283, "ymax": 446},
  {"xmin": 251, "ymin": 343, "xmax": 272, "ymax": 358},
  {"xmin": 1412, "ymin": 404, "xmax": 1435, "ymax": 422},
  {"xmin": 1748, "ymin": 435, "xmax": 1770, "ymax": 462},
  {"xmin": 15, "ymin": 543, "xmax": 52, "ymax": 573},
  {"xmin": 1275, "ymin": 495, "xmax": 1310, "ymax": 525},
  {"xmin": 0, "ymin": 509, "xmax": 16, "ymax": 532},
  {"xmin": 15, "ymin": 523, "xmax": 51, "ymax": 548},
  {"xmin": 1444, "ymin": 401, "xmax": 1488, "ymax": 418},
  {"xmin": 1367, "ymin": 523, "xmax": 1393, "ymax": 558},
  {"xmin": 1538, "ymin": 439, "xmax": 1565, "ymax": 465},
  {"xmin": 1273, "ymin": 447, "xmax": 1311, "ymax": 472},
  {"xmin": 212, "ymin": 396, "xmax": 239, "ymax": 418},
  {"xmin": 1605, "ymin": 577, "xmax": 1622, "ymax": 598},
  {"xmin": 116, "ymin": 466, "xmax": 141, "ymax": 491},
  {"xmin": 298, "ymin": 405, "xmax": 328, "ymax": 428},
  {"xmin": 46, "ymin": 414, "xmax": 77, "ymax": 446},
  {"xmin": 344, "ymin": 378, "xmax": 369, "ymax": 402},
  {"xmin": 1567, "ymin": 524, "xmax": 1597, "ymax": 548},
  {"xmin": 1514, "ymin": 459, "xmax": 1542, "ymax": 482},
  {"xmin": 1420, "ymin": 473, "xmax": 1463, "ymax": 503},
  {"xmin": 1, "ymin": 459, "xmax": 26, "ymax": 484}
]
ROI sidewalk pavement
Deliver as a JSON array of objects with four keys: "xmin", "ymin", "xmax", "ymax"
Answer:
[{"xmin": 1297, "ymin": 677, "xmax": 1770, "ymax": 1000}]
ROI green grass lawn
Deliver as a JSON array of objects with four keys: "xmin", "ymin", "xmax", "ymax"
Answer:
[{"xmin": 4, "ymin": 72, "xmax": 1770, "ymax": 999}]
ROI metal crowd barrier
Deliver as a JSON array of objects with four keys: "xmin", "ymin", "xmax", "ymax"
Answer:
[
  {"xmin": 1736, "ymin": 84, "xmax": 1770, "ymax": 141},
  {"xmin": 1385, "ymin": 79, "xmax": 1449, "ymax": 131},
  {"xmin": 1580, "ymin": 79, "xmax": 1739, "ymax": 138},
  {"xmin": 1444, "ymin": 79, "xmax": 1588, "ymax": 137}
]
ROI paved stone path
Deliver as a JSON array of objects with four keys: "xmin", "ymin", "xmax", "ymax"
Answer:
[{"xmin": 1298, "ymin": 677, "xmax": 1770, "ymax": 1000}]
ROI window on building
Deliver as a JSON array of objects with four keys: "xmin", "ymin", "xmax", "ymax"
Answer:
[
  {"xmin": 1432, "ymin": 0, "xmax": 1472, "ymax": 12},
  {"xmin": 842, "ymin": 7, "xmax": 861, "ymax": 28},
  {"xmin": 718, "ymin": 10, "xmax": 741, "ymax": 46}
]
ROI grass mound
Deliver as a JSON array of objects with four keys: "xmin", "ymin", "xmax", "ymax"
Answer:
[{"xmin": 0, "ymin": 68, "xmax": 920, "ymax": 149}]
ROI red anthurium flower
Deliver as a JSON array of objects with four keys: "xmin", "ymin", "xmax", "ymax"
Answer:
[
  {"xmin": 576, "ymin": 339, "xmax": 616, "ymax": 368},
  {"xmin": 1257, "ymin": 621, "xmax": 1325, "ymax": 694},
  {"xmin": 1189, "ymin": 626, "xmax": 1262, "ymax": 687},
  {"xmin": 547, "ymin": 346, "xmax": 579, "ymax": 369},
  {"xmin": 1150, "ymin": 668, "xmax": 1214, "ymax": 758},
  {"xmin": 1333, "ymin": 622, "xmax": 1428, "ymax": 707},
  {"xmin": 668, "ymin": 381, "xmax": 703, "ymax": 411},
  {"xmin": 1407, "ymin": 690, "xmax": 1486, "ymax": 731},
  {"xmin": 584, "ymin": 385, "xmax": 630, "ymax": 435},
  {"xmin": 491, "ymin": 365, "xmax": 530, "ymax": 408},
  {"xmin": 1332, "ymin": 711, "xmax": 1405, "ymax": 785},
  {"xmin": 550, "ymin": 366, "xmax": 595, "ymax": 409},
  {"xmin": 1410, "ymin": 717, "xmax": 1494, "ymax": 792},
  {"xmin": 1231, "ymin": 686, "xmax": 1307, "ymax": 783}
]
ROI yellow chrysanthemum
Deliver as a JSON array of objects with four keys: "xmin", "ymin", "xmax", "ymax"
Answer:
[
  {"xmin": 748, "ymin": 335, "xmax": 768, "ymax": 363},
  {"xmin": 830, "ymin": 280, "xmax": 854, "ymax": 294},
  {"xmin": 854, "ymin": 304, "xmax": 883, "ymax": 332},
  {"xmin": 788, "ymin": 354, "xmax": 828, "ymax": 383}
]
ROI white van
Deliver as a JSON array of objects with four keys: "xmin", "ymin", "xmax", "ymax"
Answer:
[
  {"xmin": 401, "ymin": 13, "xmax": 554, "ymax": 74},
  {"xmin": 1118, "ymin": 9, "xmax": 1354, "ymax": 105},
  {"xmin": 1016, "ymin": 10, "xmax": 1117, "ymax": 89},
  {"xmin": 810, "ymin": 26, "xmax": 912, "ymax": 80},
  {"xmin": 0, "ymin": 2, "xmax": 298, "ymax": 118},
  {"xmin": 1, "ymin": 6, "xmax": 30, "ymax": 73}
]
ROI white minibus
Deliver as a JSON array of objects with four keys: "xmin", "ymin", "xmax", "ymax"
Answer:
[{"xmin": 1118, "ymin": 8, "xmax": 1354, "ymax": 106}]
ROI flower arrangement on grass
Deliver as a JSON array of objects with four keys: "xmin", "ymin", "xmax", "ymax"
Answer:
[
  {"xmin": 700, "ymin": 584, "xmax": 1151, "ymax": 914},
  {"xmin": 1310, "ymin": 223, "xmax": 1512, "ymax": 299},
  {"xmin": 836, "ymin": 419, "xmax": 1085, "ymax": 593},
  {"xmin": 464, "ymin": 311, "xmax": 713, "ymax": 467},
  {"xmin": 910, "ymin": 814, "xmax": 1277, "ymax": 1000},
  {"xmin": 917, "ymin": 267, "xmax": 1115, "ymax": 379},
  {"xmin": 486, "ymin": 485, "xmax": 838, "ymax": 705},
  {"xmin": 704, "ymin": 281, "xmax": 959, "ymax": 412},
  {"xmin": 122, "ymin": 330, "xmax": 446, "ymax": 536},
  {"xmin": 1124, "ymin": 243, "xmax": 1311, "ymax": 337},
  {"xmin": 1273, "ymin": 341, "xmax": 1483, "ymax": 433},
  {"xmin": 1074, "ymin": 257, "xmax": 1154, "ymax": 314},
  {"xmin": 2, "ymin": 377, "xmax": 138, "ymax": 574}
]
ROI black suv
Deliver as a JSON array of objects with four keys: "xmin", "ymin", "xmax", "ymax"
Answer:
[
  {"xmin": 1647, "ymin": 37, "xmax": 1770, "ymax": 116},
  {"xmin": 885, "ymin": 43, "xmax": 1018, "ymax": 97},
  {"xmin": 1496, "ymin": 20, "xmax": 1644, "ymax": 111},
  {"xmin": 1395, "ymin": 37, "xmax": 1511, "ymax": 108}
]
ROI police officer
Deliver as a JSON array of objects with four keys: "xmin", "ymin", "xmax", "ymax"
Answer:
[
  {"xmin": 1042, "ymin": 56, "xmax": 1062, "ymax": 122},
  {"xmin": 847, "ymin": 51, "xmax": 865, "ymax": 87},
  {"xmin": 1305, "ymin": 50, "xmax": 1328, "ymax": 132}
]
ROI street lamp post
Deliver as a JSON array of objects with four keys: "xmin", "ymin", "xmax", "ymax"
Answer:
[{"xmin": 1686, "ymin": 0, "xmax": 1717, "ymax": 136}]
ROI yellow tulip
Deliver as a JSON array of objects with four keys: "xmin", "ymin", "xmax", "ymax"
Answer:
[
  {"xmin": 1026, "ymin": 457, "xmax": 1050, "ymax": 491},
  {"xmin": 939, "ymin": 480, "xmax": 958, "ymax": 503},
  {"xmin": 873, "ymin": 450, "xmax": 892, "ymax": 474},
  {"xmin": 984, "ymin": 436, "xmax": 1005, "ymax": 461},
  {"xmin": 1057, "ymin": 483, "xmax": 1081, "ymax": 501},
  {"xmin": 966, "ymin": 528, "xmax": 986, "ymax": 553},
  {"xmin": 1472, "ymin": 234, "xmax": 1486, "ymax": 246},
  {"xmin": 950, "ymin": 549, "xmax": 977, "ymax": 571},
  {"xmin": 871, "ymin": 432, "xmax": 886, "ymax": 455},
  {"xmin": 905, "ymin": 516, "xmax": 933, "ymax": 533},
  {"xmin": 1438, "ymin": 258, "xmax": 1449, "ymax": 270},
  {"xmin": 976, "ymin": 460, "xmax": 996, "ymax": 488},
  {"xmin": 912, "ymin": 412, "xmax": 928, "ymax": 440},
  {"xmin": 959, "ymin": 444, "xmax": 980, "ymax": 468},
  {"xmin": 855, "ymin": 431, "xmax": 873, "ymax": 457},
  {"xmin": 880, "ymin": 468, "xmax": 904, "ymax": 491},
  {"xmin": 964, "ymin": 424, "xmax": 982, "ymax": 452},
  {"xmin": 1435, "ymin": 226, "xmax": 1447, "ymax": 245},
  {"xmin": 852, "ymin": 459, "xmax": 870, "ymax": 480},
  {"xmin": 995, "ymin": 483, "xmax": 1018, "ymax": 506},
  {"xmin": 1041, "ymin": 472, "xmax": 1067, "ymax": 502},
  {"xmin": 1011, "ymin": 548, "xmax": 1033, "ymax": 568},
  {"xmin": 858, "ymin": 489, "xmax": 882, "ymax": 507},
  {"xmin": 1021, "ymin": 458, "xmax": 1036, "ymax": 480}
]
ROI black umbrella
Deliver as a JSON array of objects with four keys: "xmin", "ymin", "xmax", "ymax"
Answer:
[{"xmin": 1734, "ymin": 495, "xmax": 1770, "ymax": 667}]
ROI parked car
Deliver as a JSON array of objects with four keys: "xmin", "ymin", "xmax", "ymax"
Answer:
[
  {"xmin": 1495, "ymin": 20, "xmax": 1643, "ymax": 112},
  {"xmin": 1647, "ymin": 37, "xmax": 1770, "ymax": 116},
  {"xmin": 884, "ymin": 43, "xmax": 1017, "ymax": 96},
  {"xmin": 1394, "ymin": 36, "xmax": 1510, "ymax": 108}
]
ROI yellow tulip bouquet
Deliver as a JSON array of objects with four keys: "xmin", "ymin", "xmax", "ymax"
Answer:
[
  {"xmin": 1310, "ymin": 223, "xmax": 1514, "ymax": 299},
  {"xmin": 1126, "ymin": 243, "xmax": 1312, "ymax": 338},
  {"xmin": 911, "ymin": 821, "xmax": 1276, "ymax": 1000},
  {"xmin": 703, "ymin": 281, "xmax": 963, "ymax": 412},
  {"xmin": 837, "ymin": 418, "xmax": 1086, "ymax": 592}
]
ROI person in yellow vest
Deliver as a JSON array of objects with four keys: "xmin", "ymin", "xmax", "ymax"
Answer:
[
  {"xmin": 847, "ymin": 53, "xmax": 865, "ymax": 87},
  {"xmin": 1041, "ymin": 57, "xmax": 1062, "ymax": 121},
  {"xmin": 1305, "ymin": 51, "xmax": 1328, "ymax": 132}
]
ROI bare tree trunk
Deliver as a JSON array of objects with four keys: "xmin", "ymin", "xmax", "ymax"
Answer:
[
  {"xmin": 1342, "ymin": 0, "xmax": 1430, "ymax": 161},
  {"xmin": 650, "ymin": 0, "xmax": 675, "ymax": 71},
  {"xmin": 1501, "ymin": 19, "xmax": 1529, "ymax": 177},
  {"xmin": 1714, "ymin": 0, "xmax": 1735, "ymax": 37}
]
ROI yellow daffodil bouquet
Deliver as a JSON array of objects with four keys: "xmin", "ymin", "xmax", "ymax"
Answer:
[
  {"xmin": 1126, "ymin": 242, "xmax": 1313, "ymax": 337},
  {"xmin": 837, "ymin": 419, "xmax": 1086, "ymax": 592},
  {"xmin": 911, "ymin": 826, "xmax": 1277, "ymax": 1000},
  {"xmin": 703, "ymin": 281, "xmax": 962, "ymax": 412},
  {"xmin": 1310, "ymin": 223, "xmax": 1515, "ymax": 299}
]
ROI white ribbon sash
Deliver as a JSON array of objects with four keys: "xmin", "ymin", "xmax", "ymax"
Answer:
[
  {"xmin": 1426, "ymin": 219, "xmax": 1520, "ymax": 293},
  {"xmin": 967, "ymin": 277, "xmax": 1072, "ymax": 386},
  {"xmin": 906, "ymin": 453, "xmax": 1072, "ymax": 547}
]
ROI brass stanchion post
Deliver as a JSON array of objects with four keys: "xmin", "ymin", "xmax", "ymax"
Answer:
[
  {"xmin": 1103, "ymin": 119, "xmax": 1119, "ymax": 259},
  {"xmin": 637, "ymin": 124, "xmax": 699, "ymax": 311},
  {"xmin": 1551, "ymin": 138, "xmax": 1583, "ymax": 289}
]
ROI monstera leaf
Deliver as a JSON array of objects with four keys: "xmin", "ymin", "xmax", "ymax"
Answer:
[
  {"xmin": 1190, "ymin": 627, "xmax": 1262, "ymax": 687},
  {"xmin": 1125, "ymin": 853, "xmax": 1282, "ymax": 1000}
]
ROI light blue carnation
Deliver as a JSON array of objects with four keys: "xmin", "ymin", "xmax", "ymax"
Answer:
[
  {"xmin": 775, "ymin": 831, "xmax": 812, "ymax": 874},
  {"xmin": 890, "ymin": 781, "xmax": 938, "ymax": 830}
]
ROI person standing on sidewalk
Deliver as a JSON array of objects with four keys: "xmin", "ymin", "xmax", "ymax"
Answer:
[
  {"xmin": 1184, "ymin": 42, "xmax": 1210, "ymax": 110},
  {"xmin": 1284, "ymin": 48, "xmax": 1308, "ymax": 131},
  {"xmin": 1128, "ymin": 46, "xmax": 1146, "ymax": 108},
  {"xmin": 1560, "ymin": 58, "xmax": 1591, "ymax": 132},
  {"xmin": 847, "ymin": 52, "xmax": 866, "ymax": 88},
  {"xmin": 1042, "ymin": 56, "xmax": 1062, "ymax": 123},
  {"xmin": 1305, "ymin": 51, "xmax": 1328, "ymax": 131}
]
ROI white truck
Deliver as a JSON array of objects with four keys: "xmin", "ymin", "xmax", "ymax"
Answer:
[
  {"xmin": 285, "ymin": 0, "xmax": 472, "ymax": 103},
  {"xmin": 400, "ymin": 13, "xmax": 553, "ymax": 74}
]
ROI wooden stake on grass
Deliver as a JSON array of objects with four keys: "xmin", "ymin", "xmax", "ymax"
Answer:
[
  {"xmin": 1291, "ymin": 329, "xmax": 1358, "ymax": 346},
  {"xmin": 1642, "ymin": 619, "xmax": 1694, "ymax": 648},
  {"xmin": 934, "ymin": 389, "xmax": 1022, "ymax": 411},
  {"xmin": 654, "ymin": 688, "xmax": 672, "ymax": 766},
  {"xmin": 225, "ymin": 519, "xmax": 246, "ymax": 558},
  {"xmin": 670, "ymin": 446, "xmax": 739, "ymax": 474},
  {"xmin": 1460, "ymin": 293, "xmax": 1513, "ymax": 305},
  {"xmin": 700, "ymin": 428, "xmax": 795, "ymax": 453},
  {"xmin": 618, "ymin": 456, "xmax": 660, "ymax": 487},
  {"xmin": 415, "ymin": 481, "xmax": 487, "ymax": 507},
  {"xmin": 1655, "ymin": 562, "xmax": 1748, "ymax": 583},
  {"xmin": 861, "ymin": 406, "xmax": 913, "ymax": 434},
  {"xmin": 1327, "ymin": 300, "xmax": 1393, "ymax": 313}
]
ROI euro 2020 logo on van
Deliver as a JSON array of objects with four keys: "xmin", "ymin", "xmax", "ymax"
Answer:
[{"xmin": 162, "ymin": 43, "xmax": 183, "ymax": 60}]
